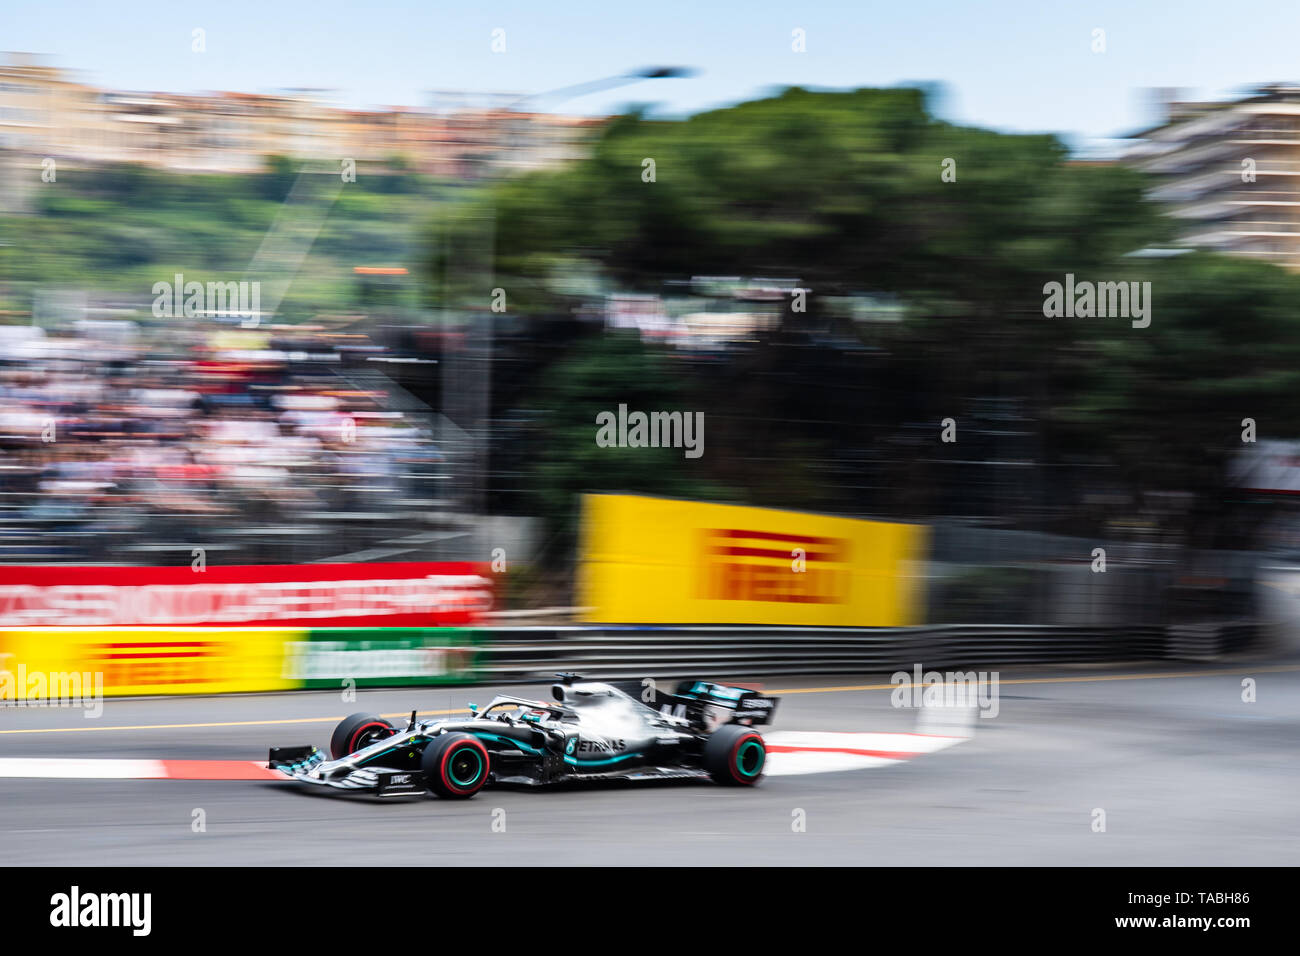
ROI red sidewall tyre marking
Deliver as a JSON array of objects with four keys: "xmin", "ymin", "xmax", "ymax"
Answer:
[
  {"xmin": 347, "ymin": 722, "xmax": 391, "ymax": 755},
  {"xmin": 730, "ymin": 732, "xmax": 764, "ymax": 784},
  {"xmin": 439, "ymin": 738, "xmax": 490, "ymax": 795}
]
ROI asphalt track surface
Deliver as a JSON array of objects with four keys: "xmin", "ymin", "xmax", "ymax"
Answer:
[{"xmin": 2, "ymin": 659, "xmax": 1298, "ymax": 866}]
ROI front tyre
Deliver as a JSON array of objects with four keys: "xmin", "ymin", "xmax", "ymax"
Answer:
[
  {"xmin": 330, "ymin": 713, "xmax": 397, "ymax": 760},
  {"xmin": 423, "ymin": 733, "xmax": 490, "ymax": 798},
  {"xmin": 704, "ymin": 724, "xmax": 766, "ymax": 786}
]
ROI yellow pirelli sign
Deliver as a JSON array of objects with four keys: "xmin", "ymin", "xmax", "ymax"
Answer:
[
  {"xmin": 0, "ymin": 628, "xmax": 298, "ymax": 698},
  {"xmin": 578, "ymin": 494, "xmax": 928, "ymax": 626}
]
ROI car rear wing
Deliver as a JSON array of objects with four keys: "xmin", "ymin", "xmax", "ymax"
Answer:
[{"xmin": 645, "ymin": 680, "xmax": 779, "ymax": 728}]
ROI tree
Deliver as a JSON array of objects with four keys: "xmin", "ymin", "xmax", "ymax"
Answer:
[
  {"xmin": 1065, "ymin": 252, "xmax": 1300, "ymax": 548},
  {"xmin": 523, "ymin": 331, "xmax": 731, "ymax": 550},
  {"xmin": 432, "ymin": 86, "xmax": 1297, "ymax": 555},
  {"xmin": 259, "ymin": 154, "xmax": 296, "ymax": 202}
]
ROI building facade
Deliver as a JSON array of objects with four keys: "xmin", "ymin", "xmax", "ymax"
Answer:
[
  {"xmin": 0, "ymin": 53, "xmax": 599, "ymax": 178},
  {"xmin": 1130, "ymin": 85, "xmax": 1300, "ymax": 268}
]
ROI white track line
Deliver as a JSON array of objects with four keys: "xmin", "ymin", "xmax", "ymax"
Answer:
[
  {"xmin": 0, "ymin": 731, "xmax": 969, "ymax": 780},
  {"xmin": 0, "ymin": 758, "xmax": 166, "ymax": 779},
  {"xmin": 764, "ymin": 731, "xmax": 967, "ymax": 776}
]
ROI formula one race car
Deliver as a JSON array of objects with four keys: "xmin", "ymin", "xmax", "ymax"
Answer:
[{"xmin": 268, "ymin": 675, "xmax": 778, "ymax": 798}]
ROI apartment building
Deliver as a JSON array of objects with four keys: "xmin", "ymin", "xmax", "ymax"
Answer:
[
  {"xmin": 1130, "ymin": 85, "xmax": 1300, "ymax": 268},
  {"xmin": 0, "ymin": 53, "xmax": 599, "ymax": 178}
]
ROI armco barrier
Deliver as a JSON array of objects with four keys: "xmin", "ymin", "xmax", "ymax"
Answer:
[
  {"xmin": 475, "ymin": 622, "xmax": 1260, "ymax": 682},
  {"xmin": 0, "ymin": 623, "xmax": 1260, "ymax": 700}
]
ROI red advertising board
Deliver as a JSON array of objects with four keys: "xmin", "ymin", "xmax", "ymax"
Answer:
[{"xmin": 0, "ymin": 562, "xmax": 493, "ymax": 628}]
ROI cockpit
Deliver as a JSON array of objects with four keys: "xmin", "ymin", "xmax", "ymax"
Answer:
[
  {"xmin": 473, "ymin": 697, "xmax": 563, "ymax": 724},
  {"xmin": 553, "ymin": 682, "xmax": 621, "ymax": 706}
]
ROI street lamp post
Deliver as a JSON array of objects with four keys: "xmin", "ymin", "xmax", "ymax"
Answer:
[{"xmin": 442, "ymin": 66, "xmax": 697, "ymax": 533}]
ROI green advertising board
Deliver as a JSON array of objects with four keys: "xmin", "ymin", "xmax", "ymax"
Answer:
[{"xmin": 285, "ymin": 628, "xmax": 481, "ymax": 688}]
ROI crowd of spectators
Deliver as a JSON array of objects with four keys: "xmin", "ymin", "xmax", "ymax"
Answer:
[{"xmin": 0, "ymin": 321, "xmax": 445, "ymax": 564}]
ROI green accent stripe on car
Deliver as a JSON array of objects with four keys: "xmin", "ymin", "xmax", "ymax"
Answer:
[
  {"xmin": 563, "ymin": 752, "xmax": 644, "ymax": 767},
  {"xmin": 447, "ymin": 746, "xmax": 484, "ymax": 787},
  {"xmin": 356, "ymin": 736, "xmax": 429, "ymax": 767},
  {"xmin": 471, "ymin": 732, "xmax": 545, "ymax": 754}
]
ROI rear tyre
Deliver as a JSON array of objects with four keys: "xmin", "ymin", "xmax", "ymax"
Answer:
[
  {"xmin": 703, "ymin": 724, "xmax": 766, "ymax": 786},
  {"xmin": 423, "ymin": 733, "xmax": 490, "ymax": 799},
  {"xmin": 330, "ymin": 713, "xmax": 397, "ymax": 760}
]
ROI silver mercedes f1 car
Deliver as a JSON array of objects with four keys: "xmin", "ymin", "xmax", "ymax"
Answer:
[{"xmin": 268, "ymin": 674, "xmax": 778, "ymax": 798}]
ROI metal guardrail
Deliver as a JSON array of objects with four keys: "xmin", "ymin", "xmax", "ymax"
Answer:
[{"xmin": 475, "ymin": 622, "xmax": 1260, "ymax": 681}]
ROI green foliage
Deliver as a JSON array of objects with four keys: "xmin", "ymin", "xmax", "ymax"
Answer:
[
  {"xmin": 259, "ymin": 154, "xmax": 297, "ymax": 202},
  {"xmin": 453, "ymin": 87, "xmax": 1171, "ymax": 302},
  {"xmin": 1067, "ymin": 253, "xmax": 1300, "ymax": 517},
  {"xmin": 439, "ymin": 86, "xmax": 1296, "ymax": 545},
  {"xmin": 526, "ymin": 331, "xmax": 733, "ymax": 542},
  {"xmin": 0, "ymin": 160, "xmax": 452, "ymax": 320}
]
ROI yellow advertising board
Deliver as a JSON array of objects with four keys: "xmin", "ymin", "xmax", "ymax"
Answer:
[
  {"xmin": 0, "ymin": 628, "xmax": 298, "ymax": 699},
  {"xmin": 578, "ymin": 494, "xmax": 928, "ymax": 626}
]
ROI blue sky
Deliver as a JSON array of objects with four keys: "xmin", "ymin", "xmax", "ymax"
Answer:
[{"xmin": 5, "ymin": 0, "xmax": 1299, "ymax": 152}]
